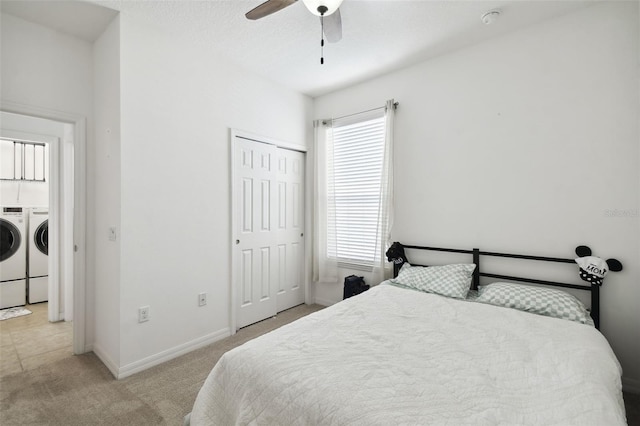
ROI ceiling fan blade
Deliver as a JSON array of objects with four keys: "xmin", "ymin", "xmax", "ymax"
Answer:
[
  {"xmin": 246, "ymin": 0, "xmax": 297, "ymax": 20},
  {"xmin": 323, "ymin": 7, "xmax": 342, "ymax": 43}
]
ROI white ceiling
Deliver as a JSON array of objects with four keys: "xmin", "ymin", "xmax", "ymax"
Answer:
[{"xmin": 1, "ymin": 0, "xmax": 597, "ymax": 97}]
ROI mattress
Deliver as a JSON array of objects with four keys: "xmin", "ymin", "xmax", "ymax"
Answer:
[{"xmin": 190, "ymin": 283, "xmax": 625, "ymax": 425}]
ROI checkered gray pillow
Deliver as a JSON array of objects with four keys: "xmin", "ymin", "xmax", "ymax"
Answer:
[
  {"xmin": 392, "ymin": 263, "xmax": 476, "ymax": 299},
  {"xmin": 477, "ymin": 282, "xmax": 591, "ymax": 324}
]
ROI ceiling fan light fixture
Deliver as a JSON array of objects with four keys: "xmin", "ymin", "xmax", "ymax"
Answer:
[{"xmin": 302, "ymin": 0, "xmax": 343, "ymax": 16}]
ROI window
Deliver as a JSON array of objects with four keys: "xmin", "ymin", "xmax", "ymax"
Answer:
[
  {"xmin": 327, "ymin": 112, "xmax": 386, "ymax": 267},
  {"xmin": 313, "ymin": 99, "xmax": 395, "ymax": 283},
  {"xmin": 0, "ymin": 138, "xmax": 48, "ymax": 182}
]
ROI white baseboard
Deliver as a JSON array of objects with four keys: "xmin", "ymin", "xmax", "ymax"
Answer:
[
  {"xmin": 623, "ymin": 376, "xmax": 640, "ymax": 394},
  {"xmin": 116, "ymin": 328, "xmax": 231, "ymax": 379},
  {"xmin": 92, "ymin": 343, "xmax": 119, "ymax": 378},
  {"xmin": 314, "ymin": 297, "xmax": 338, "ymax": 307}
]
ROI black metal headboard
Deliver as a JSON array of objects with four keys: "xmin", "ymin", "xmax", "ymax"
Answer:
[{"xmin": 387, "ymin": 242, "xmax": 603, "ymax": 329}]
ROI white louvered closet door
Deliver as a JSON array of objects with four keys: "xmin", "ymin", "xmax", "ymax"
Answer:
[{"xmin": 233, "ymin": 136, "xmax": 305, "ymax": 329}]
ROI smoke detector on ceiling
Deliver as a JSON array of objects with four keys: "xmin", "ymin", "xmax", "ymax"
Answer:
[{"xmin": 481, "ymin": 9, "xmax": 501, "ymax": 25}]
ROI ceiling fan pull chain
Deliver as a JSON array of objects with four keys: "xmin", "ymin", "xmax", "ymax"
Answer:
[{"xmin": 320, "ymin": 14, "xmax": 325, "ymax": 65}]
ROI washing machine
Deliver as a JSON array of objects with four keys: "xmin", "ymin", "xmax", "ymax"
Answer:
[
  {"xmin": 0, "ymin": 207, "xmax": 27, "ymax": 309},
  {"xmin": 28, "ymin": 207, "xmax": 48, "ymax": 304}
]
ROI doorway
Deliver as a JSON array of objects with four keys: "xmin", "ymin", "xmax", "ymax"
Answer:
[
  {"xmin": 1, "ymin": 102, "xmax": 87, "ymax": 355},
  {"xmin": 231, "ymin": 130, "xmax": 307, "ymax": 330},
  {"xmin": 0, "ymin": 135, "xmax": 53, "ymax": 309}
]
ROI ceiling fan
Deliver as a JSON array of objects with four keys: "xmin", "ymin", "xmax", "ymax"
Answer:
[{"xmin": 246, "ymin": 0, "xmax": 344, "ymax": 45}]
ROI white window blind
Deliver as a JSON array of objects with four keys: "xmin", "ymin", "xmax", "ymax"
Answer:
[{"xmin": 327, "ymin": 112, "xmax": 386, "ymax": 267}]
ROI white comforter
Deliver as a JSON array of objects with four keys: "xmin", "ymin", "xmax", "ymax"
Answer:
[{"xmin": 191, "ymin": 284, "xmax": 625, "ymax": 425}]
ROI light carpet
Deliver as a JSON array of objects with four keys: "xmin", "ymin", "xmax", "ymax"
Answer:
[{"xmin": 0, "ymin": 303, "xmax": 324, "ymax": 425}]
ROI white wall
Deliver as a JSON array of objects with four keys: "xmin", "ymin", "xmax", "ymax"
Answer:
[
  {"xmin": 0, "ymin": 14, "xmax": 93, "ymax": 113},
  {"xmin": 0, "ymin": 163, "xmax": 50, "ymax": 208},
  {"xmin": 116, "ymin": 14, "xmax": 312, "ymax": 373},
  {"xmin": 314, "ymin": 2, "xmax": 640, "ymax": 390},
  {"xmin": 0, "ymin": 16, "xmax": 94, "ymax": 329},
  {"xmin": 92, "ymin": 16, "xmax": 121, "ymax": 370}
]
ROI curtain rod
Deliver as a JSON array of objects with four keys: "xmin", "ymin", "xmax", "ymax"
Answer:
[{"xmin": 329, "ymin": 101, "xmax": 399, "ymax": 122}]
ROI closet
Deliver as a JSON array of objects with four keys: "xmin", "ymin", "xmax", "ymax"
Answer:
[{"xmin": 232, "ymin": 133, "xmax": 306, "ymax": 329}]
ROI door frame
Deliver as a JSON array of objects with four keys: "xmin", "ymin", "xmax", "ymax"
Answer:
[
  {"xmin": 1, "ymin": 100, "xmax": 87, "ymax": 355},
  {"xmin": 229, "ymin": 129, "xmax": 308, "ymax": 334}
]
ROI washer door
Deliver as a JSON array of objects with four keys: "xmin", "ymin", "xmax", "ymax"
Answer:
[
  {"xmin": 34, "ymin": 220, "xmax": 48, "ymax": 256},
  {"xmin": 1, "ymin": 219, "xmax": 22, "ymax": 262}
]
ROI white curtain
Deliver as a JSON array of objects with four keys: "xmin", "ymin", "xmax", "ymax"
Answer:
[
  {"xmin": 371, "ymin": 99, "xmax": 396, "ymax": 283},
  {"xmin": 312, "ymin": 119, "xmax": 339, "ymax": 283},
  {"xmin": 312, "ymin": 99, "xmax": 396, "ymax": 284}
]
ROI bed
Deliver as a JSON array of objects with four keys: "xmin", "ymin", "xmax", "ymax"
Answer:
[{"xmin": 188, "ymin": 243, "xmax": 626, "ymax": 425}]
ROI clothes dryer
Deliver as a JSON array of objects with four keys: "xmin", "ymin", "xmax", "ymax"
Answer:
[
  {"xmin": 0, "ymin": 207, "xmax": 27, "ymax": 309},
  {"xmin": 28, "ymin": 207, "xmax": 48, "ymax": 304}
]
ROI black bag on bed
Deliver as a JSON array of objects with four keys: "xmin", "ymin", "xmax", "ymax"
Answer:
[{"xmin": 343, "ymin": 275, "xmax": 370, "ymax": 300}]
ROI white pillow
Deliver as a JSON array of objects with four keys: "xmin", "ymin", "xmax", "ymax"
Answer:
[
  {"xmin": 476, "ymin": 282, "xmax": 592, "ymax": 324},
  {"xmin": 392, "ymin": 263, "xmax": 476, "ymax": 299}
]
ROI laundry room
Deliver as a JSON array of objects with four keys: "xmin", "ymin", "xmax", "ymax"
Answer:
[
  {"xmin": 0, "ymin": 115, "xmax": 51, "ymax": 312},
  {"xmin": 0, "ymin": 110, "xmax": 78, "ymax": 374},
  {"xmin": 1, "ymin": 109, "xmax": 76, "ymax": 319}
]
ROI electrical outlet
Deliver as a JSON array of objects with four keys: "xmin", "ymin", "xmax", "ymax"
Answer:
[
  {"xmin": 198, "ymin": 293, "xmax": 207, "ymax": 306},
  {"xmin": 138, "ymin": 306, "xmax": 150, "ymax": 323}
]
